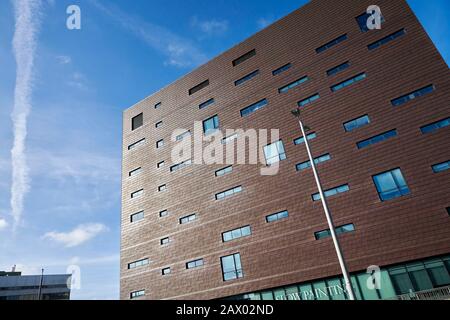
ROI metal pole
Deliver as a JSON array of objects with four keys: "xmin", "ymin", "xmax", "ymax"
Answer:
[
  {"xmin": 297, "ymin": 119, "xmax": 356, "ymax": 300},
  {"xmin": 38, "ymin": 268, "xmax": 44, "ymax": 300}
]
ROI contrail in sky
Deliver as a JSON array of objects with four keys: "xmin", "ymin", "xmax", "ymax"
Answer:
[{"xmin": 10, "ymin": 0, "xmax": 42, "ymax": 229}]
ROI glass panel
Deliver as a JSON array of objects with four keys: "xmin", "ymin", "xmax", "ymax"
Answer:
[
  {"xmin": 357, "ymin": 273, "xmax": 380, "ymax": 300},
  {"xmin": 260, "ymin": 291, "xmax": 273, "ymax": 300},
  {"xmin": 377, "ymin": 270, "xmax": 397, "ymax": 299},
  {"xmin": 424, "ymin": 260, "xmax": 450, "ymax": 286},
  {"xmin": 406, "ymin": 263, "xmax": 433, "ymax": 291},
  {"xmin": 313, "ymin": 281, "xmax": 329, "ymax": 300},
  {"xmin": 273, "ymin": 289, "xmax": 286, "ymax": 300},
  {"xmin": 285, "ymin": 286, "xmax": 301, "ymax": 300},
  {"xmin": 326, "ymin": 278, "xmax": 346, "ymax": 300},
  {"xmin": 389, "ymin": 267, "xmax": 414, "ymax": 294},
  {"xmin": 299, "ymin": 284, "xmax": 314, "ymax": 300}
]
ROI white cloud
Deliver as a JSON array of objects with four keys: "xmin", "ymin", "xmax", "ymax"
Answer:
[
  {"xmin": 56, "ymin": 55, "xmax": 72, "ymax": 65},
  {"xmin": 191, "ymin": 16, "xmax": 229, "ymax": 36},
  {"xmin": 10, "ymin": 0, "xmax": 43, "ymax": 230},
  {"xmin": 43, "ymin": 223, "xmax": 108, "ymax": 248},
  {"xmin": 90, "ymin": 0, "xmax": 207, "ymax": 68},
  {"xmin": 0, "ymin": 218, "xmax": 8, "ymax": 231},
  {"xmin": 67, "ymin": 72, "xmax": 89, "ymax": 90}
]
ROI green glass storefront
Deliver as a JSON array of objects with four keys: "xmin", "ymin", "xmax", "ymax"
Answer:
[{"xmin": 226, "ymin": 254, "xmax": 450, "ymax": 300}]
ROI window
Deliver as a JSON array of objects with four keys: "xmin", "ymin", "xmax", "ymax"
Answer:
[
  {"xmin": 199, "ymin": 98, "xmax": 215, "ymax": 110},
  {"xmin": 162, "ymin": 268, "xmax": 171, "ymax": 276},
  {"xmin": 131, "ymin": 189, "xmax": 144, "ymax": 199},
  {"xmin": 316, "ymin": 34, "xmax": 348, "ymax": 53},
  {"xmin": 221, "ymin": 253, "xmax": 243, "ymax": 281},
  {"xmin": 129, "ymin": 167, "xmax": 142, "ymax": 177},
  {"xmin": 432, "ymin": 161, "xmax": 449, "ymax": 173},
  {"xmin": 232, "ymin": 49, "xmax": 256, "ymax": 66},
  {"xmin": 343, "ymin": 115, "xmax": 370, "ymax": 132},
  {"xmin": 263, "ymin": 140, "xmax": 286, "ymax": 165},
  {"xmin": 391, "ymin": 84, "xmax": 435, "ymax": 107},
  {"xmin": 296, "ymin": 154, "xmax": 331, "ymax": 171},
  {"xmin": 222, "ymin": 133, "xmax": 238, "ymax": 145},
  {"xmin": 128, "ymin": 138, "xmax": 146, "ymax": 151},
  {"xmin": 235, "ymin": 70, "xmax": 259, "ymax": 86},
  {"xmin": 327, "ymin": 61, "xmax": 350, "ymax": 76},
  {"xmin": 372, "ymin": 168, "xmax": 410, "ymax": 201},
  {"xmin": 189, "ymin": 79, "xmax": 209, "ymax": 95},
  {"xmin": 130, "ymin": 290, "xmax": 145, "ymax": 299},
  {"xmin": 159, "ymin": 210, "xmax": 169, "ymax": 218},
  {"xmin": 132, "ymin": 113, "xmax": 143, "ymax": 131},
  {"xmin": 368, "ymin": 29, "xmax": 406, "ymax": 50},
  {"xmin": 240, "ymin": 99, "xmax": 268, "ymax": 117},
  {"xmin": 158, "ymin": 184, "xmax": 167, "ymax": 192},
  {"xmin": 222, "ymin": 226, "xmax": 251, "ymax": 242},
  {"xmin": 155, "ymin": 121, "xmax": 163, "ymax": 128},
  {"xmin": 420, "ymin": 117, "xmax": 449, "ymax": 134},
  {"xmin": 186, "ymin": 259, "xmax": 204, "ymax": 269},
  {"xmin": 160, "ymin": 237, "xmax": 170, "ymax": 245},
  {"xmin": 331, "ymin": 73, "xmax": 366, "ymax": 92},
  {"xmin": 278, "ymin": 76, "xmax": 309, "ymax": 94},
  {"xmin": 272, "ymin": 63, "xmax": 291, "ymax": 76},
  {"xmin": 447, "ymin": 207, "xmax": 450, "ymax": 216},
  {"xmin": 130, "ymin": 211, "xmax": 144, "ymax": 223},
  {"xmin": 154, "ymin": 102, "xmax": 162, "ymax": 109},
  {"xmin": 357, "ymin": 129, "xmax": 397, "ymax": 149},
  {"xmin": 215, "ymin": 186, "xmax": 242, "ymax": 200},
  {"xmin": 312, "ymin": 184, "xmax": 349, "ymax": 201},
  {"xmin": 266, "ymin": 210, "xmax": 289, "ymax": 223},
  {"xmin": 180, "ymin": 213, "xmax": 196, "ymax": 224},
  {"xmin": 356, "ymin": 12, "xmax": 384, "ymax": 32},
  {"xmin": 157, "ymin": 161, "xmax": 165, "ymax": 168},
  {"xmin": 128, "ymin": 258, "xmax": 149, "ymax": 269},
  {"xmin": 298, "ymin": 93, "xmax": 320, "ymax": 108},
  {"xmin": 294, "ymin": 132, "xmax": 317, "ymax": 145},
  {"xmin": 203, "ymin": 115, "xmax": 219, "ymax": 134},
  {"xmin": 215, "ymin": 165, "xmax": 233, "ymax": 177},
  {"xmin": 156, "ymin": 139, "xmax": 164, "ymax": 149},
  {"xmin": 170, "ymin": 159, "xmax": 192, "ymax": 172},
  {"xmin": 315, "ymin": 224, "xmax": 355, "ymax": 240},
  {"xmin": 176, "ymin": 130, "xmax": 191, "ymax": 141}
]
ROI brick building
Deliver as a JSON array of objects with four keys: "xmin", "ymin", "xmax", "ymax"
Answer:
[{"xmin": 121, "ymin": 0, "xmax": 450, "ymax": 300}]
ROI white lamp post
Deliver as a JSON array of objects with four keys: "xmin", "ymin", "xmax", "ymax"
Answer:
[{"xmin": 292, "ymin": 109, "xmax": 356, "ymax": 300}]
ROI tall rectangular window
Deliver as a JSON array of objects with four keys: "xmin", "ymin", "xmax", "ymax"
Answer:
[
  {"xmin": 263, "ymin": 140, "xmax": 286, "ymax": 165},
  {"xmin": 298, "ymin": 93, "xmax": 320, "ymax": 108},
  {"xmin": 327, "ymin": 61, "xmax": 350, "ymax": 76},
  {"xmin": 240, "ymin": 99, "xmax": 268, "ymax": 117},
  {"xmin": 199, "ymin": 98, "xmax": 215, "ymax": 110},
  {"xmin": 131, "ymin": 189, "xmax": 144, "ymax": 199},
  {"xmin": 296, "ymin": 154, "xmax": 331, "ymax": 171},
  {"xmin": 312, "ymin": 184, "xmax": 349, "ymax": 201},
  {"xmin": 278, "ymin": 76, "xmax": 308, "ymax": 93},
  {"xmin": 132, "ymin": 113, "xmax": 143, "ymax": 131},
  {"xmin": 189, "ymin": 79, "xmax": 209, "ymax": 95},
  {"xmin": 357, "ymin": 129, "xmax": 397, "ymax": 149},
  {"xmin": 235, "ymin": 70, "xmax": 259, "ymax": 86},
  {"xmin": 221, "ymin": 253, "xmax": 243, "ymax": 281},
  {"xmin": 272, "ymin": 63, "xmax": 291, "ymax": 76},
  {"xmin": 130, "ymin": 290, "xmax": 145, "ymax": 299},
  {"xmin": 331, "ymin": 73, "xmax": 366, "ymax": 92},
  {"xmin": 215, "ymin": 186, "xmax": 242, "ymax": 200},
  {"xmin": 203, "ymin": 115, "xmax": 219, "ymax": 134},
  {"xmin": 215, "ymin": 165, "xmax": 233, "ymax": 177},
  {"xmin": 128, "ymin": 258, "xmax": 149, "ymax": 269},
  {"xmin": 266, "ymin": 210, "xmax": 289, "ymax": 223},
  {"xmin": 432, "ymin": 161, "xmax": 449, "ymax": 173},
  {"xmin": 294, "ymin": 132, "xmax": 317, "ymax": 145},
  {"xmin": 129, "ymin": 167, "xmax": 142, "ymax": 177},
  {"xmin": 180, "ymin": 213, "xmax": 196, "ymax": 224},
  {"xmin": 315, "ymin": 224, "xmax": 355, "ymax": 240},
  {"xmin": 130, "ymin": 211, "xmax": 144, "ymax": 223},
  {"xmin": 222, "ymin": 226, "xmax": 251, "ymax": 242},
  {"xmin": 343, "ymin": 115, "xmax": 370, "ymax": 132},
  {"xmin": 156, "ymin": 139, "xmax": 164, "ymax": 149},
  {"xmin": 420, "ymin": 117, "xmax": 449, "ymax": 134},
  {"xmin": 368, "ymin": 29, "xmax": 406, "ymax": 50},
  {"xmin": 372, "ymin": 168, "xmax": 410, "ymax": 201},
  {"xmin": 316, "ymin": 34, "xmax": 348, "ymax": 53},
  {"xmin": 232, "ymin": 49, "xmax": 256, "ymax": 66},
  {"xmin": 391, "ymin": 85, "xmax": 435, "ymax": 106},
  {"xmin": 186, "ymin": 259, "xmax": 204, "ymax": 269},
  {"xmin": 128, "ymin": 138, "xmax": 146, "ymax": 151}
]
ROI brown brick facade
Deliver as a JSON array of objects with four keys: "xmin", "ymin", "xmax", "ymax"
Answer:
[{"xmin": 121, "ymin": 0, "xmax": 450, "ymax": 300}]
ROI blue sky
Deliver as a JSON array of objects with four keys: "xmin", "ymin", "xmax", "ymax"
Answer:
[{"xmin": 0, "ymin": 0, "xmax": 448, "ymax": 300}]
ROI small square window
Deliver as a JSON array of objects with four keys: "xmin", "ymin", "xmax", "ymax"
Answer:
[
  {"xmin": 372, "ymin": 168, "xmax": 410, "ymax": 201},
  {"xmin": 263, "ymin": 140, "xmax": 286, "ymax": 165},
  {"xmin": 160, "ymin": 237, "xmax": 170, "ymax": 245},
  {"xmin": 159, "ymin": 210, "xmax": 168, "ymax": 217},
  {"xmin": 157, "ymin": 161, "xmax": 165, "ymax": 168},
  {"xmin": 155, "ymin": 121, "xmax": 163, "ymax": 128},
  {"xmin": 203, "ymin": 115, "xmax": 219, "ymax": 134},
  {"xmin": 158, "ymin": 184, "xmax": 167, "ymax": 192},
  {"xmin": 132, "ymin": 113, "xmax": 143, "ymax": 131},
  {"xmin": 157, "ymin": 139, "xmax": 164, "ymax": 148},
  {"xmin": 162, "ymin": 267, "xmax": 171, "ymax": 276}
]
